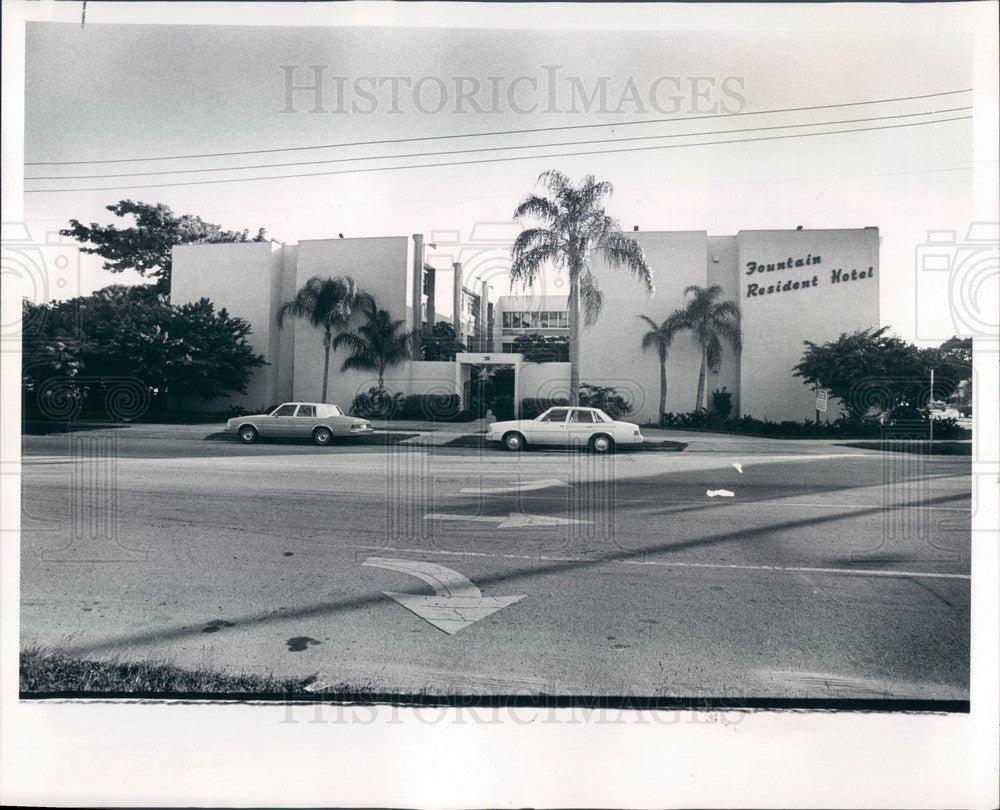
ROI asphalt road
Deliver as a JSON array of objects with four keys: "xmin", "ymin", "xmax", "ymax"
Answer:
[{"xmin": 19, "ymin": 425, "xmax": 971, "ymax": 701}]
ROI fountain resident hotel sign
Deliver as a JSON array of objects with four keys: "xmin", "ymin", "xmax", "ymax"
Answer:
[{"xmin": 172, "ymin": 226, "xmax": 879, "ymax": 424}]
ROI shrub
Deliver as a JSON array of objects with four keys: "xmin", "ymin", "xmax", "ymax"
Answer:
[
  {"xmin": 492, "ymin": 395, "xmax": 516, "ymax": 421},
  {"xmin": 451, "ymin": 409, "xmax": 478, "ymax": 422},
  {"xmin": 578, "ymin": 384, "xmax": 632, "ymax": 419},
  {"xmin": 400, "ymin": 393, "xmax": 461, "ymax": 421},
  {"xmin": 711, "ymin": 387, "xmax": 733, "ymax": 418},
  {"xmin": 350, "ymin": 388, "xmax": 404, "ymax": 419},
  {"xmin": 655, "ymin": 411, "xmax": 969, "ymax": 440},
  {"xmin": 522, "ymin": 396, "xmax": 569, "ymax": 419}
]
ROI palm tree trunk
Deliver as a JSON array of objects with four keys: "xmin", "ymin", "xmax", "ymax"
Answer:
[
  {"xmin": 321, "ymin": 336, "xmax": 331, "ymax": 404},
  {"xmin": 696, "ymin": 349, "xmax": 707, "ymax": 411},
  {"xmin": 567, "ymin": 277, "xmax": 581, "ymax": 406},
  {"xmin": 658, "ymin": 352, "xmax": 667, "ymax": 420}
]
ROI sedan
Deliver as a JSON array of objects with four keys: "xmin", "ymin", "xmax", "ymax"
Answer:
[
  {"xmin": 225, "ymin": 402, "xmax": 375, "ymax": 445},
  {"xmin": 487, "ymin": 406, "xmax": 643, "ymax": 453}
]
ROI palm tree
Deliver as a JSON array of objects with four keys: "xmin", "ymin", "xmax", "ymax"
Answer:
[
  {"xmin": 638, "ymin": 315, "xmax": 678, "ymax": 421},
  {"xmin": 332, "ymin": 299, "xmax": 411, "ymax": 391},
  {"xmin": 667, "ymin": 285, "xmax": 741, "ymax": 411},
  {"xmin": 277, "ymin": 275, "xmax": 368, "ymax": 403},
  {"xmin": 511, "ymin": 171, "xmax": 653, "ymax": 405}
]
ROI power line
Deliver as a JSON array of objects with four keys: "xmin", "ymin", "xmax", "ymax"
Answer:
[
  {"xmin": 25, "ymin": 88, "xmax": 973, "ymax": 166},
  {"xmin": 25, "ymin": 115, "xmax": 971, "ymax": 194},
  {"xmin": 27, "ymin": 106, "xmax": 971, "ymax": 181}
]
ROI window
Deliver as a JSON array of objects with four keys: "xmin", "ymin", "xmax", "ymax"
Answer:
[
  {"xmin": 569, "ymin": 409, "xmax": 595, "ymax": 423},
  {"xmin": 296, "ymin": 405, "xmax": 316, "ymax": 417},
  {"xmin": 273, "ymin": 404, "xmax": 297, "ymax": 416},
  {"xmin": 540, "ymin": 408, "xmax": 569, "ymax": 422},
  {"xmin": 502, "ymin": 312, "xmax": 513, "ymax": 329}
]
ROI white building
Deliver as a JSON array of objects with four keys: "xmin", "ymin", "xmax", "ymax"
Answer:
[{"xmin": 171, "ymin": 227, "xmax": 879, "ymax": 424}]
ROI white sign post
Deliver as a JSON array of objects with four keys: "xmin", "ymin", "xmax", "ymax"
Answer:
[{"xmin": 815, "ymin": 388, "xmax": 828, "ymax": 423}]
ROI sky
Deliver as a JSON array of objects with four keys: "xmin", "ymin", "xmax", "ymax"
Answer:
[{"xmin": 22, "ymin": 19, "xmax": 976, "ymax": 343}]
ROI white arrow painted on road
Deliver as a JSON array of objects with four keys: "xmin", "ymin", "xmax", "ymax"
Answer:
[
  {"xmin": 459, "ymin": 478, "xmax": 571, "ymax": 494},
  {"xmin": 425, "ymin": 512, "xmax": 592, "ymax": 528},
  {"xmin": 363, "ymin": 557, "xmax": 526, "ymax": 635}
]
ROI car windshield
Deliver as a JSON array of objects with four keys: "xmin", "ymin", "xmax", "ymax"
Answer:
[
  {"xmin": 593, "ymin": 409, "xmax": 613, "ymax": 422},
  {"xmin": 326, "ymin": 405, "xmax": 344, "ymax": 416}
]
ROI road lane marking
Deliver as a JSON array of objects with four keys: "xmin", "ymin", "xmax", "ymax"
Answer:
[
  {"xmin": 425, "ymin": 512, "xmax": 593, "ymax": 528},
  {"xmin": 362, "ymin": 557, "xmax": 526, "ymax": 635},
  {"xmin": 706, "ymin": 489, "xmax": 735, "ymax": 497},
  {"xmin": 459, "ymin": 478, "xmax": 571, "ymax": 494},
  {"xmin": 356, "ymin": 547, "xmax": 968, "ymax": 581}
]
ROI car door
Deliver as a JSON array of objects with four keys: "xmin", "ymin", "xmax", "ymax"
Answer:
[
  {"xmin": 527, "ymin": 407, "xmax": 569, "ymax": 444},
  {"xmin": 291, "ymin": 404, "xmax": 319, "ymax": 438},
  {"xmin": 262, "ymin": 403, "xmax": 298, "ymax": 437},
  {"xmin": 566, "ymin": 408, "xmax": 597, "ymax": 445}
]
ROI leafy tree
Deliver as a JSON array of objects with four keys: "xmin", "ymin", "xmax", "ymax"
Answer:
[
  {"xmin": 637, "ymin": 315, "xmax": 678, "ymax": 420},
  {"xmin": 512, "ymin": 332, "xmax": 569, "ymax": 363},
  {"xmin": 511, "ymin": 171, "xmax": 653, "ymax": 405},
  {"xmin": 793, "ymin": 327, "xmax": 963, "ymax": 420},
  {"xmin": 578, "ymin": 384, "xmax": 632, "ymax": 419},
  {"xmin": 22, "ymin": 285, "xmax": 264, "ymax": 414},
  {"xmin": 332, "ymin": 299, "xmax": 411, "ymax": 392},
  {"xmin": 421, "ymin": 321, "xmax": 466, "ymax": 361},
  {"xmin": 277, "ymin": 276, "xmax": 369, "ymax": 403},
  {"xmin": 665, "ymin": 285, "xmax": 741, "ymax": 411},
  {"xmin": 61, "ymin": 200, "xmax": 267, "ymax": 291}
]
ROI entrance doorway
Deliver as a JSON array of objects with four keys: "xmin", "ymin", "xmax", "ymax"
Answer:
[{"xmin": 455, "ymin": 352, "xmax": 523, "ymax": 419}]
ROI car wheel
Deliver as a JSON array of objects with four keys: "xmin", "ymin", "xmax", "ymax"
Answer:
[
  {"xmin": 502, "ymin": 431, "xmax": 525, "ymax": 452},
  {"xmin": 313, "ymin": 427, "xmax": 333, "ymax": 446},
  {"xmin": 238, "ymin": 426, "xmax": 258, "ymax": 444},
  {"xmin": 589, "ymin": 434, "xmax": 615, "ymax": 454}
]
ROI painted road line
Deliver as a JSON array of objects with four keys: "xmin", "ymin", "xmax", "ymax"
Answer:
[
  {"xmin": 425, "ymin": 512, "xmax": 593, "ymax": 528},
  {"xmin": 459, "ymin": 478, "xmax": 571, "ymax": 494},
  {"xmin": 362, "ymin": 557, "xmax": 526, "ymax": 635},
  {"xmin": 356, "ymin": 546, "xmax": 969, "ymax": 582}
]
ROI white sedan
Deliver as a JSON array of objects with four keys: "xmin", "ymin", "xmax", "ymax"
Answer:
[
  {"xmin": 487, "ymin": 406, "xmax": 643, "ymax": 453},
  {"xmin": 225, "ymin": 402, "xmax": 374, "ymax": 445}
]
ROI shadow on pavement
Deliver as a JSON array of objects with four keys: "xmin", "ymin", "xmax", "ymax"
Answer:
[
  {"xmin": 203, "ymin": 431, "xmax": 420, "ymax": 445},
  {"xmin": 52, "ymin": 489, "xmax": 967, "ymax": 663},
  {"xmin": 22, "ymin": 420, "xmax": 132, "ymax": 436},
  {"xmin": 441, "ymin": 435, "xmax": 687, "ymax": 452}
]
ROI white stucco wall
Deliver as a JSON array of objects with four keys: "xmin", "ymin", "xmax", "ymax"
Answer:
[
  {"xmin": 737, "ymin": 228, "xmax": 880, "ymax": 421},
  {"xmin": 579, "ymin": 230, "xmax": 710, "ymax": 424},
  {"xmin": 171, "ymin": 241, "xmax": 283, "ymax": 409},
  {"xmin": 519, "ymin": 361, "xmax": 571, "ymax": 403},
  {"xmin": 292, "ymin": 237, "xmax": 410, "ymax": 404}
]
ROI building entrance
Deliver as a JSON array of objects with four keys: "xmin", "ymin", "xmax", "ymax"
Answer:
[{"xmin": 454, "ymin": 352, "xmax": 524, "ymax": 419}]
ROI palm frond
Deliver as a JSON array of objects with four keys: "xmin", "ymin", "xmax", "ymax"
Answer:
[
  {"xmin": 513, "ymin": 195, "xmax": 562, "ymax": 225},
  {"xmin": 600, "ymin": 233, "xmax": 653, "ymax": 293},
  {"xmin": 579, "ymin": 271, "xmax": 604, "ymax": 326}
]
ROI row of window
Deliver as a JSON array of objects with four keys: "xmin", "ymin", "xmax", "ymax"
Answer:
[
  {"xmin": 501, "ymin": 310, "xmax": 569, "ymax": 330},
  {"xmin": 540, "ymin": 408, "xmax": 611, "ymax": 423}
]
